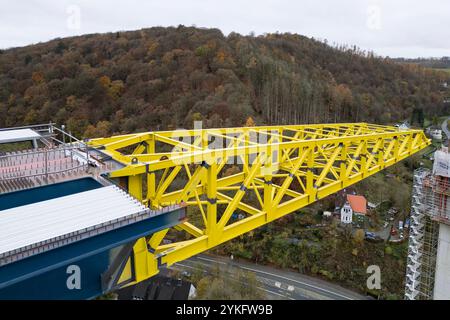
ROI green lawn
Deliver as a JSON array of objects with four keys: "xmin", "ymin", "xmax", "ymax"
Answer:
[{"xmin": 434, "ymin": 68, "xmax": 450, "ymax": 74}]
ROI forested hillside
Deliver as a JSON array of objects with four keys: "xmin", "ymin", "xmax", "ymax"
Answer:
[
  {"xmin": 0, "ymin": 26, "xmax": 448, "ymax": 137},
  {"xmin": 394, "ymin": 57, "xmax": 450, "ymax": 70}
]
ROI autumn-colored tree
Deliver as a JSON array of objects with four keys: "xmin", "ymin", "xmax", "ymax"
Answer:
[
  {"xmin": 31, "ymin": 71, "xmax": 44, "ymax": 85},
  {"xmin": 216, "ymin": 51, "xmax": 226, "ymax": 63},
  {"xmin": 83, "ymin": 120, "xmax": 112, "ymax": 138},
  {"xmin": 191, "ymin": 112, "xmax": 203, "ymax": 122},
  {"xmin": 109, "ymin": 80, "xmax": 125, "ymax": 100},
  {"xmin": 99, "ymin": 75, "xmax": 111, "ymax": 88},
  {"xmin": 65, "ymin": 95, "xmax": 78, "ymax": 111},
  {"xmin": 24, "ymin": 109, "xmax": 38, "ymax": 124},
  {"xmin": 147, "ymin": 39, "xmax": 159, "ymax": 55},
  {"xmin": 245, "ymin": 116, "xmax": 256, "ymax": 127},
  {"xmin": 353, "ymin": 229, "xmax": 365, "ymax": 245}
]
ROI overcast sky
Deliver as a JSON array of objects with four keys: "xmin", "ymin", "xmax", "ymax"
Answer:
[{"xmin": 1, "ymin": 0, "xmax": 449, "ymax": 58}]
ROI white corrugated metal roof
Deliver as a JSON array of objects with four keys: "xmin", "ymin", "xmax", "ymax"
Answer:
[
  {"xmin": 0, "ymin": 128, "xmax": 41, "ymax": 144},
  {"xmin": 0, "ymin": 185, "xmax": 149, "ymax": 258}
]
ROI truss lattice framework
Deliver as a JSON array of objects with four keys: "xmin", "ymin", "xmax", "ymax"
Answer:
[{"xmin": 88, "ymin": 123, "xmax": 430, "ymax": 285}]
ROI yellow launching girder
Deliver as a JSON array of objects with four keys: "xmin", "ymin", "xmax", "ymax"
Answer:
[{"xmin": 87, "ymin": 123, "xmax": 430, "ymax": 287}]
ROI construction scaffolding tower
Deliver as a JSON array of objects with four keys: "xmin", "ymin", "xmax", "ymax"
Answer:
[{"xmin": 405, "ymin": 164, "xmax": 450, "ymax": 300}]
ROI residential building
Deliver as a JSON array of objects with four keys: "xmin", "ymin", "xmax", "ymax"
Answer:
[
  {"xmin": 340, "ymin": 203, "xmax": 353, "ymax": 224},
  {"xmin": 340, "ymin": 194, "xmax": 368, "ymax": 225}
]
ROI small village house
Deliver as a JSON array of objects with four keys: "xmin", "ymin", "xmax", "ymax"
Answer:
[
  {"xmin": 340, "ymin": 194, "xmax": 367, "ymax": 225},
  {"xmin": 340, "ymin": 203, "xmax": 352, "ymax": 224}
]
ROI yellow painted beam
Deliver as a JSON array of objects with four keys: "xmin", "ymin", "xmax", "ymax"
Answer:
[{"xmin": 98, "ymin": 123, "xmax": 430, "ymax": 285}]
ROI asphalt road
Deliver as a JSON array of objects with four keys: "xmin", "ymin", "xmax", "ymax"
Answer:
[
  {"xmin": 442, "ymin": 117, "xmax": 450, "ymax": 140},
  {"xmin": 165, "ymin": 254, "xmax": 369, "ymax": 300}
]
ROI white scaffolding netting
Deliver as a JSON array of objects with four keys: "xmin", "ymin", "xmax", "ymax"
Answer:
[{"xmin": 433, "ymin": 150, "xmax": 450, "ymax": 178}]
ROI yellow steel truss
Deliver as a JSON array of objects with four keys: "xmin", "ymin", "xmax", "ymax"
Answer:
[{"xmin": 87, "ymin": 123, "xmax": 430, "ymax": 286}]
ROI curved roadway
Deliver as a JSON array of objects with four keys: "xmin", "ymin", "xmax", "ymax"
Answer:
[{"xmin": 166, "ymin": 254, "xmax": 370, "ymax": 300}]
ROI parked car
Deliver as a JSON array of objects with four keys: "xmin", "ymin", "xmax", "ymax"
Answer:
[
  {"xmin": 365, "ymin": 231, "xmax": 376, "ymax": 238},
  {"xmin": 365, "ymin": 231, "xmax": 383, "ymax": 242}
]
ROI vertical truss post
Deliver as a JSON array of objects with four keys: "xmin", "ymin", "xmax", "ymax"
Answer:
[
  {"xmin": 360, "ymin": 140, "xmax": 367, "ymax": 178},
  {"xmin": 377, "ymin": 137, "xmax": 385, "ymax": 170},
  {"xmin": 264, "ymin": 144, "xmax": 274, "ymax": 221},
  {"xmin": 340, "ymin": 143, "xmax": 348, "ymax": 183},
  {"xmin": 129, "ymin": 173, "xmax": 155, "ymax": 284},
  {"xmin": 277, "ymin": 128, "xmax": 282, "ymax": 165},
  {"xmin": 407, "ymin": 135, "xmax": 413, "ymax": 155},
  {"xmin": 393, "ymin": 136, "xmax": 400, "ymax": 160},
  {"xmin": 306, "ymin": 147, "xmax": 316, "ymax": 200},
  {"xmin": 133, "ymin": 237, "xmax": 158, "ymax": 283},
  {"xmin": 147, "ymin": 135, "xmax": 156, "ymax": 207},
  {"xmin": 201, "ymin": 130, "xmax": 209, "ymax": 186},
  {"xmin": 206, "ymin": 161, "xmax": 218, "ymax": 245},
  {"xmin": 129, "ymin": 174, "xmax": 143, "ymax": 201},
  {"xmin": 243, "ymin": 129, "xmax": 250, "ymax": 174}
]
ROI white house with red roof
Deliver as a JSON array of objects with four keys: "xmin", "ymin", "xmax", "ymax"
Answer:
[{"xmin": 340, "ymin": 194, "xmax": 367, "ymax": 224}]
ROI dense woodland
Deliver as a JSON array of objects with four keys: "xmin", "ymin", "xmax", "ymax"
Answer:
[
  {"xmin": 0, "ymin": 26, "xmax": 449, "ymax": 137},
  {"xmin": 394, "ymin": 57, "xmax": 450, "ymax": 70}
]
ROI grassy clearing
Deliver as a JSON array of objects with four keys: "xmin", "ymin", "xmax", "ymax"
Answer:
[{"xmin": 434, "ymin": 68, "xmax": 450, "ymax": 74}]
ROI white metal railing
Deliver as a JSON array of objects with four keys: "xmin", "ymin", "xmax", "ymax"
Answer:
[
  {"xmin": 0, "ymin": 123, "xmax": 97, "ymax": 187},
  {"xmin": 0, "ymin": 146, "xmax": 88, "ymax": 181}
]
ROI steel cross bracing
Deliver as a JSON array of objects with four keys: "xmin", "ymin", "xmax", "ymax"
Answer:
[{"xmin": 87, "ymin": 123, "xmax": 430, "ymax": 286}]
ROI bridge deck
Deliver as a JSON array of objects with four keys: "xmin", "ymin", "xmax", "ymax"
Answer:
[{"xmin": 0, "ymin": 185, "xmax": 157, "ymax": 266}]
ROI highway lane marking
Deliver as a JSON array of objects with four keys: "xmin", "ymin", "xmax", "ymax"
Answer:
[
  {"xmin": 197, "ymin": 255, "xmax": 358, "ymax": 300},
  {"xmin": 177, "ymin": 259, "xmax": 352, "ymax": 300},
  {"xmin": 184, "ymin": 259, "xmax": 220, "ymax": 270},
  {"xmin": 174, "ymin": 263, "xmax": 197, "ymax": 270},
  {"xmin": 257, "ymin": 286, "xmax": 295, "ymax": 300},
  {"xmin": 176, "ymin": 262, "xmax": 326, "ymax": 300},
  {"xmin": 196, "ymin": 256, "xmax": 227, "ymax": 265},
  {"xmin": 173, "ymin": 263, "xmax": 294, "ymax": 300},
  {"xmin": 177, "ymin": 257, "xmax": 214, "ymax": 268},
  {"xmin": 256, "ymin": 276, "xmax": 329, "ymax": 300},
  {"xmin": 237, "ymin": 266, "xmax": 354, "ymax": 300}
]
